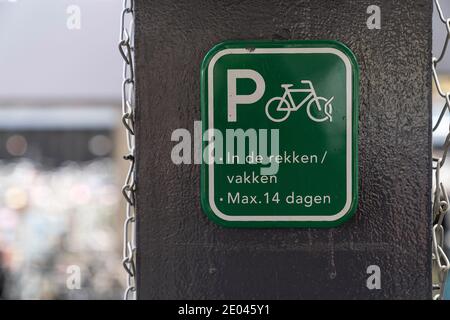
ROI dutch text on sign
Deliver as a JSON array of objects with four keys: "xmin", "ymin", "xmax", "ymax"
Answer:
[{"xmin": 200, "ymin": 40, "xmax": 359, "ymax": 227}]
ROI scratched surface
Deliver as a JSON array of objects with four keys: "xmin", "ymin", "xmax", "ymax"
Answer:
[{"xmin": 135, "ymin": 0, "xmax": 432, "ymax": 299}]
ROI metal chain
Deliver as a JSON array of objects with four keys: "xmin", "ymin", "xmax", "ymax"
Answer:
[
  {"xmin": 119, "ymin": 0, "xmax": 137, "ymax": 300},
  {"xmin": 432, "ymin": 0, "xmax": 450, "ymax": 300}
]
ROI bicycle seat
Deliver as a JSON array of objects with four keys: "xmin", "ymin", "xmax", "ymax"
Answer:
[{"xmin": 281, "ymin": 84, "xmax": 294, "ymax": 89}]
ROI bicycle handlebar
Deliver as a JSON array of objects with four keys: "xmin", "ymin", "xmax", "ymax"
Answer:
[{"xmin": 300, "ymin": 80, "xmax": 313, "ymax": 87}]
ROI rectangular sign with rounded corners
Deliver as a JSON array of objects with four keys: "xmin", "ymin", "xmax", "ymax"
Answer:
[{"xmin": 201, "ymin": 40, "xmax": 359, "ymax": 227}]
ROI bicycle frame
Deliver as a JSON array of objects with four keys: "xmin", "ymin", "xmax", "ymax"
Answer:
[{"xmin": 278, "ymin": 85, "xmax": 318, "ymax": 111}]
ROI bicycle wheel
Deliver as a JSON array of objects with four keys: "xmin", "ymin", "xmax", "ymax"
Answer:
[
  {"xmin": 307, "ymin": 97, "xmax": 332, "ymax": 122},
  {"xmin": 265, "ymin": 97, "xmax": 291, "ymax": 122}
]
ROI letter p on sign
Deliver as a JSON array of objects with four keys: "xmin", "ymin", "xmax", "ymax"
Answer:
[
  {"xmin": 201, "ymin": 40, "xmax": 359, "ymax": 228},
  {"xmin": 227, "ymin": 69, "xmax": 265, "ymax": 122}
]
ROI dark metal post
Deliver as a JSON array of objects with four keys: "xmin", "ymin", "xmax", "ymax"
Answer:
[{"xmin": 135, "ymin": 0, "xmax": 432, "ymax": 299}]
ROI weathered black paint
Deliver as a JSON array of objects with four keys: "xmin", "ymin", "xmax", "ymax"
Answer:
[{"xmin": 135, "ymin": 0, "xmax": 432, "ymax": 299}]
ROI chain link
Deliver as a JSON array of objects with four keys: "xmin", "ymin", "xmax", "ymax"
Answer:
[
  {"xmin": 432, "ymin": 0, "xmax": 450, "ymax": 300},
  {"xmin": 119, "ymin": 0, "xmax": 136, "ymax": 300}
]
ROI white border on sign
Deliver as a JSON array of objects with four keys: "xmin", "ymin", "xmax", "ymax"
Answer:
[{"xmin": 207, "ymin": 47, "xmax": 353, "ymax": 222}]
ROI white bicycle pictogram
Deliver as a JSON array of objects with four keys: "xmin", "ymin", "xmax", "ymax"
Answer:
[{"xmin": 265, "ymin": 80, "xmax": 334, "ymax": 123}]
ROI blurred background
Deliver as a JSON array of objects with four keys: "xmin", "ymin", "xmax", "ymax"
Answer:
[
  {"xmin": 0, "ymin": 0, "xmax": 124, "ymax": 299},
  {"xmin": 433, "ymin": 0, "xmax": 450, "ymax": 269}
]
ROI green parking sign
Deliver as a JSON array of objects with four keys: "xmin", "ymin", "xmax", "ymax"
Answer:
[{"xmin": 200, "ymin": 40, "xmax": 359, "ymax": 227}]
